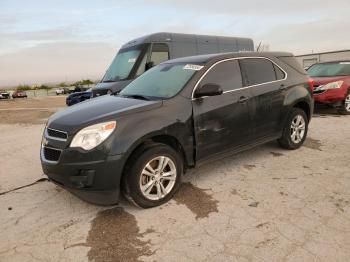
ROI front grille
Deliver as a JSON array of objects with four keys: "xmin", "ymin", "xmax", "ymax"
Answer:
[
  {"xmin": 43, "ymin": 147, "xmax": 61, "ymax": 162},
  {"xmin": 47, "ymin": 128, "xmax": 68, "ymax": 140}
]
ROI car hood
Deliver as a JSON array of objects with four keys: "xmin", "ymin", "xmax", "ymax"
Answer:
[
  {"xmin": 312, "ymin": 76, "xmax": 349, "ymax": 86},
  {"xmin": 48, "ymin": 95, "xmax": 162, "ymax": 134}
]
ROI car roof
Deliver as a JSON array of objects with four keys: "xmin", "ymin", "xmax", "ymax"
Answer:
[
  {"xmin": 121, "ymin": 32, "xmax": 253, "ymax": 49},
  {"xmin": 313, "ymin": 60, "xmax": 350, "ymax": 64},
  {"xmin": 164, "ymin": 51, "xmax": 294, "ymax": 65}
]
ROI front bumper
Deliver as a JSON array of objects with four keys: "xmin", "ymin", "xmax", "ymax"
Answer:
[
  {"xmin": 41, "ymin": 150, "xmax": 126, "ymax": 205},
  {"xmin": 314, "ymin": 88, "xmax": 348, "ymax": 105}
]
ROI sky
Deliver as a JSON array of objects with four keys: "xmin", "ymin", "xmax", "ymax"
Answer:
[{"xmin": 0, "ymin": 0, "xmax": 349, "ymax": 87}]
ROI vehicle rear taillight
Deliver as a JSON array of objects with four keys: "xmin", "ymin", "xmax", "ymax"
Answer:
[{"xmin": 308, "ymin": 78, "xmax": 314, "ymax": 92}]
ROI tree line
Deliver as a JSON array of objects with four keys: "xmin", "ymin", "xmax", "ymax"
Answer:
[{"xmin": 15, "ymin": 79, "xmax": 96, "ymax": 91}]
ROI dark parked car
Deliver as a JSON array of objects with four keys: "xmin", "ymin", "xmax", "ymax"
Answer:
[
  {"xmin": 41, "ymin": 52, "xmax": 313, "ymax": 208},
  {"xmin": 66, "ymin": 89, "xmax": 92, "ymax": 106},
  {"xmin": 12, "ymin": 90, "xmax": 27, "ymax": 98},
  {"xmin": 66, "ymin": 87, "xmax": 92, "ymax": 106},
  {"xmin": 71, "ymin": 86, "xmax": 89, "ymax": 93},
  {"xmin": 308, "ymin": 61, "xmax": 350, "ymax": 114}
]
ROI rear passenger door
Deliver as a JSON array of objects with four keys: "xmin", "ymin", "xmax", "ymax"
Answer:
[
  {"xmin": 192, "ymin": 60, "xmax": 254, "ymax": 160},
  {"xmin": 239, "ymin": 58, "xmax": 286, "ymax": 139}
]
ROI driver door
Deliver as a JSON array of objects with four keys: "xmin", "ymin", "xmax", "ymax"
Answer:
[{"xmin": 192, "ymin": 60, "xmax": 253, "ymax": 161}]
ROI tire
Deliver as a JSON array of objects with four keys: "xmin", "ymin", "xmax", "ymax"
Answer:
[
  {"xmin": 123, "ymin": 143, "xmax": 183, "ymax": 208},
  {"xmin": 337, "ymin": 91, "xmax": 350, "ymax": 115},
  {"xmin": 278, "ymin": 108, "xmax": 308, "ymax": 150}
]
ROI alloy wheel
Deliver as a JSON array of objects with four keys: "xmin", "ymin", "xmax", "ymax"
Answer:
[
  {"xmin": 139, "ymin": 156, "xmax": 177, "ymax": 201},
  {"xmin": 290, "ymin": 115, "xmax": 306, "ymax": 144},
  {"xmin": 345, "ymin": 94, "xmax": 350, "ymax": 112}
]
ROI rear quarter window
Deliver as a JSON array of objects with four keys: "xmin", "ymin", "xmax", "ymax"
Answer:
[{"xmin": 278, "ymin": 56, "xmax": 307, "ymax": 75}]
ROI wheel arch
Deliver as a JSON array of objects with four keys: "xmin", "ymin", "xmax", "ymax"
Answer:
[
  {"xmin": 120, "ymin": 133, "xmax": 191, "ymax": 196},
  {"xmin": 292, "ymin": 99, "xmax": 312, "ymax": 121},
  {"xmin": 280, "ymin": 96, "xmax": 312, "ymax": 133},
  {"xmin": 122, "ymin": 133, "xmax": 192, "ymax": 175}
]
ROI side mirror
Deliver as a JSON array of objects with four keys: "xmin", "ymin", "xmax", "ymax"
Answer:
[
  {"xmin": 145, "ymin": 61, "xmax": 155, "ymax": 71},
  {"xmin": 194, "ymin": 83, "xmax": 223, "ymax": 98}
]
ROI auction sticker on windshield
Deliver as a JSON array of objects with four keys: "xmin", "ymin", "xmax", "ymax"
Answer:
[
  {"xmin": 128, "ymin": 58, "xmax": 137, "ymax": 63},
  {"xmin": 183, "ymin": 64, "xmax": 204, "ymax": 71}
]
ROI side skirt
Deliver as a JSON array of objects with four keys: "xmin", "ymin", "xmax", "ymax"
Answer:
[{"xmin": 194, "ymin": 133, "xmax": 281, "ymax": 168}]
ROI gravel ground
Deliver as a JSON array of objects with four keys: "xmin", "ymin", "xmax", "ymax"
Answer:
[
  {"xmin": 0, "ymin": 98, "xmax": 349, "ymax": 262},
  {"xmin": 0, "ymin": 96, "xmax": 66, "ymax": 124}
]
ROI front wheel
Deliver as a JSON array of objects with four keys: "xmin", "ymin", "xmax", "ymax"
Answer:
[
  {"xmin": 278, "ymin": 108, "xmax": 308, "ymax": 150},
  {"xmin": 123, "ymin": 143, "xmax": 183, "ymax": 208},
  {"xmin": 338, "ymin": 92, "xmax": 350, "ymax": 115}
]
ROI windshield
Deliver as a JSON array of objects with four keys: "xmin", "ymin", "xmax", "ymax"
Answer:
[
  {"xmin": 119, "ymin": 63, "xmax": 202, "ymax": 99},
  {"xmin": 102, "ymin": 44, "xmax": 148, "ymax": 82},
  {"xmin": 308, "ymin": 62, "xmax": 350, "ymax": 77}
]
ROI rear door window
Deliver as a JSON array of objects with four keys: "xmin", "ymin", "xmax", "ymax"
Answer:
[
  {"xmin": 240, "ymin": 58, "xmax": 277, "ymax": 86},
  {"xmin": 279, "ymin": 56, "xmax": 307, "ymax": 74},
  {"xmin": 200, "ymin": 60, "xmax": 242, "ymax": 92}
]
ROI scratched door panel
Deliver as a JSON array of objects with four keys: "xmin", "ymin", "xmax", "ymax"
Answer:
[{"xmin": 192, "ymin": 90, "xmax": 252, "ymax": 161}]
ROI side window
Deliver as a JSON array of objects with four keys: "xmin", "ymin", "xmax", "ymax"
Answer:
[
  {"xmin": 150, "ymin": 43, "xmax": 169, "ymax": 66},
  {"xmin": 240, "ymin": 58, "xmax": 277, "ymax": 86},
  {"xmin": 274, "ymin": 64, "xmax": 285, "ymax": 80},
  {"xmin": 200, "ymin": 60, "xmax": 242, "ymax": 92}
]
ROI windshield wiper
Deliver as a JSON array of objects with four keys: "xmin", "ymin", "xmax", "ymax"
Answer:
[
  {"xmin": 102, "ymin": 79, "xmax": 116, "ymax": 83},
  {"xmin": 120, "ymin": 94, "xmax": 150, "ymax": 101}
]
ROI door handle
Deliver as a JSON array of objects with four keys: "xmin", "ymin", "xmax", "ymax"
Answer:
[
  {"xmin": 238, "ymin": 96, "xmax": 249, "ymax": 103},
  {"xmin": 279, "ymin": 84, "xmax": 287, "ymax": 90}
]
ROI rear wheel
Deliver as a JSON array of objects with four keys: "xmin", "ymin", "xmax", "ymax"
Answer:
[
  {"xmin": 278, "ymin": 108, "xmax": 308, "ymax": 150},
  {"xmin": 123, "ymin": 143, "xmax": 182, "ymax": 208},
  {"xmin": 338, "ymin": 92, "xmax": 350, "ymax": 115}
]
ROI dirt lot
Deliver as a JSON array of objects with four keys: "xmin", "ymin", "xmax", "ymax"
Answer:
[
  {"xmin": 0, "ymin": 96, "xmax": 66, "ymax": 124},
  {"xmin": 0, "ymin": 97, "xmax": 349, "ymax": 262}
]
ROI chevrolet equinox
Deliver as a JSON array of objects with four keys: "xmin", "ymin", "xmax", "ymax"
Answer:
[{"xmin": 41, "ymin": 52, "xmax": 314, "ymax": 208}]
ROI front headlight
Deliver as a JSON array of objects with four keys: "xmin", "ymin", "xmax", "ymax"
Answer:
[
  {"xmin": 70, "ymin": 121, "xmax": 116, "ymax": 150},
  {"xmin": 319, "ymin": 81, "xmax": 344, "ymax": 91}
]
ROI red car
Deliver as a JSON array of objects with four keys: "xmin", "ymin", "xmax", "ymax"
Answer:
[
  {"xmin": 308, "ymin": 61, "xmax": 350, "ymax": 114},
  {"xmin": 12, "ymin": 90, "xmax": 28, "ymax": 98}
]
